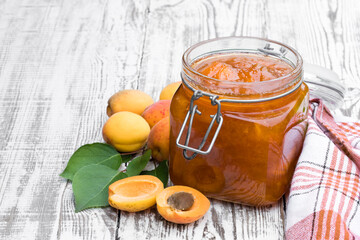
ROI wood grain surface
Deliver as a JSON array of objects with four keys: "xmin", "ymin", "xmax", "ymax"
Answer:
[{"xmin": 0, "ymin": 0, "xmax": 359, "ymax": 239}]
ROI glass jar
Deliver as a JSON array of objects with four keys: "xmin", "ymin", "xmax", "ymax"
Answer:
[{"xmin": 169, "ymin": 37, "xmax": 309, "ymax": 206}]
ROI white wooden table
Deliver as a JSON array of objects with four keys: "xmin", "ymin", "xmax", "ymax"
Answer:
[{"xmin": 1, "ymin": 0, "xmax": 359, "ymax": 239}]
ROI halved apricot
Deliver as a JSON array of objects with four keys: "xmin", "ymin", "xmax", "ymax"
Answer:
[
  {"xmin": 108, "ymin": 175, "xmax": 164, "ymax": 212},
  {"xmin": 156, "ymin": 186, "xmax": 210, "ymax": 224}
]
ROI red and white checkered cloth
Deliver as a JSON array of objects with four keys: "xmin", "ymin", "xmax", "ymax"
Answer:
[{"xmin": 286, "ymin": 99, "xmax": 360, "ymax": 240}]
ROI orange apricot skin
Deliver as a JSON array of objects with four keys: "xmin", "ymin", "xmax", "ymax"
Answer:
[
  {"xmin": 147, "ymin": 117, "xmax": 170, "ymax": 162},
  {"xmin": 159, "ymin": 82, "xmax": 181, "ymax": 100},
  {"xmin": 156, "ymin": 186, "xmax": 210, "ymax": 224},
  {"xmin": 108, "ymin": 175, "xmax": 164, "ymax": 212},
  {"xmin": 141, "ymin": 100, "xmax": 171, "ymax": 128},
  {"xmin": 107, "ymin": 90, "xmax": 154, "ymax": 116},
  {"xmin": 102, "ymin": 111, "xmax": 150, "ymax": 152}
]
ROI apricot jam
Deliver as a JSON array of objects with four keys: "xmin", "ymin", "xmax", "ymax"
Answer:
[
  {"xmin": 194, "ymin": 53, "xmax": 293, "ymax": 82},
  {"xmin": 169, "ymin": 37, "xmax": 309, "ymax": 206}
]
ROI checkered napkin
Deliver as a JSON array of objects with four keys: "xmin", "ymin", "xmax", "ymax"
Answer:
[{"xmin": 285, "ymin": 99, "xmax": 360, "ymax": 240}]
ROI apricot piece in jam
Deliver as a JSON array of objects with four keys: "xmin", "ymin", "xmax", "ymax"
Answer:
[{"xmin": 194, "ymin": 53, "xmax": 293, "ymax": 82}]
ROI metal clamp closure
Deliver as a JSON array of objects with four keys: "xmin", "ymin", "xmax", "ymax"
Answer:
[{"xmin": 176, "ymin": 89, "xmax": 223, "ymax": 160}]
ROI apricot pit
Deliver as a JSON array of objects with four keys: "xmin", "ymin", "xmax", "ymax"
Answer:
[
  {"xmin": 167, "ymin": 191, "xmax": 194, "ymax": 211},
  {"xmin": 156, "ymin": 186, "xmax": 210, "ymax": 224}
]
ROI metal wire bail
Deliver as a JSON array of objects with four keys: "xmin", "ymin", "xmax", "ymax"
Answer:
[{"xmin": 176, "ymin": 83, "xmax": 223, "ymax": 160}]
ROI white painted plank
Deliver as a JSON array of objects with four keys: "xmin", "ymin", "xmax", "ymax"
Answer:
[
  {"xmin": 116, "ymin": 200, "xmax": 284, "ymax": 240},
  {"xmin": 0, "ymin": 0, "xmax": 360, "ymax": 239},
  {"xmin": 0, "ymin": 0, "xmax": 144, "ymax": 239}
]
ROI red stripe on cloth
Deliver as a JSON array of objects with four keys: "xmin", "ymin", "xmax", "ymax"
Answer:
[
  {"xmin": 286, "ymin": 210, "xmax": 353, "ymax": 240},
  {"xmin": 291, "ymin": 183, "xmax": 319, "ymax": 191},
  {"xmin": 324, "ymin": 210, "xmax": 332, "ymax": 239},
  {"xmin": 316, "ymin": 210, "xmax": 326, "ymax": 239},
  {"xmin": 292, "ymin": 170, "xmax": 322, "ymax": 181},
  {"xmin": 291, "ymin": 165, "xmax": 359, "ymax": 192},
  {"xmin": 310, "ymin": 99, "xmax": 360, "ymax": 170},
  {"xmin": 292, "ymin": 174, "xmax": 358, "ymax": 194},
  {"xmin": 330, "ymin": 153, "xmax": 347, "ymax": 239},
  {"xmin": 295, "ymin": 166, "xmax": 323, "ymax": 174},
  {"xmin": 341, "ymin": 155, "xmax": 359, "ymax": 200},
  {"xmin": 344, "ymin": 161, "xmax": 360, "ymax": 222},
  {"xmin": 334, "ymin": 213, "xmax": 341, "ymax": 239},
  {"xmin": 286, "ymin": 99, "xmax": 360, "ymax": 240},
  {"xmin": 343, "ymin": 220, "xmax": 350, "ymax": 240},
  {"xmin": 338, "ymin": 123, "xmax": 360, "ymax": 136},
  {"xmin": 316, "ymin": 148, "xmax": 338, "ymax": 239}
]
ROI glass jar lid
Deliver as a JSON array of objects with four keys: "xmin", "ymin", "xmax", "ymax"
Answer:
[{"xmin": 303, "ymin": 62, "xmax": 345, "ymax": 110}]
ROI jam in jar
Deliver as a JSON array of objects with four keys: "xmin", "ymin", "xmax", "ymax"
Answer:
[{"xmin": 169, "ymin": 37, "xmax": 309, "ymax": 206}]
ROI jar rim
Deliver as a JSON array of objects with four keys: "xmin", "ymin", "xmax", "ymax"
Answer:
[{"xmin": 182, "ymin": 36, "xmax": 303, "ymax": 89}]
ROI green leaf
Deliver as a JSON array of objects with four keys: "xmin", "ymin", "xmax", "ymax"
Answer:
[
  {"xmin": 126, "ymin": 149, "xmax": 151, "ymax": 176},
  {"xmin": 141, "ymin": 160, "xmax": 169, "ymax": 187},
  {"xmin": 121, "ymin": 154, "xmax": 134, "ymax": 163},
  {"xmin": 60, "ymin": 143, "xmax": 122, "ymax": 181},
  {"xmin": 72, "ymin": 164, "xmax": 127, "ymax": 212}
]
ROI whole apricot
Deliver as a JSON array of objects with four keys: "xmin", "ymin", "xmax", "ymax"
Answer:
[
  {"xmin": 109, "ymin": 175, "xmax": 164, "ymax": 212},
  {"xmin": 141, "ymin": 100, "xmax": 171, "ymax": 128},
  {"xmin": 147, "ymin": 116, "xmax": 170, "ymax": 162},
  {"xmin": 159, "ymin": 82, "xmax": 181, "ymax": 100},
  {"xmin": 156, "ymin": 185, "xmax": 210, "ymax": 224},
  {"xmin": 102, "ymin": 111, "xmax": 150, "ymax": 152},
  {"xmin": 107, "ymin": 90, "xmax": 154, "ymax": 116}
]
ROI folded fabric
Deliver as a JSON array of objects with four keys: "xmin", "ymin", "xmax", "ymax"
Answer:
[{"xmin": 286, "ymin": 99, "xmax": 360, "ymax": 240}]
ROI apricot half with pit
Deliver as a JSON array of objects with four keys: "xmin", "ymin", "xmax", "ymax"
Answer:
[
  {"xmin": 108, "ymin": 175, "xmax": 164, "ymax": 212},
  {"xmin": 156, "ymin": 186, "xmax": 210, "ymax": 224}
]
